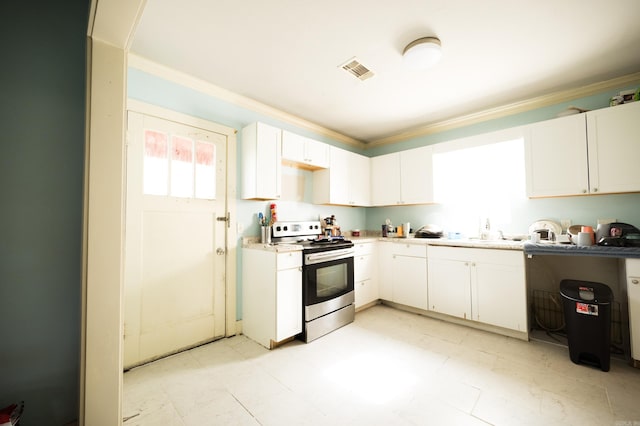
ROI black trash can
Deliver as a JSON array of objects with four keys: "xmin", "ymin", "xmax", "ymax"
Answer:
[{"xmin": 560, "ymin": 279, "xmax": 613, "ymax": 371}]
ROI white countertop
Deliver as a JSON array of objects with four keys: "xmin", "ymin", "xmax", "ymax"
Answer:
[
  {"xmin": 243, "ymin": 236, "xmax": 527, "ymax": 252},
  {"xmin": 370, "ymin": 236, "xmax": 525, "ymax": 250}
]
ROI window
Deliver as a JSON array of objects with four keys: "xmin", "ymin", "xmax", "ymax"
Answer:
[
  {"xmin": 433, "ymin": 138, "xmax": 525, "ymax": 229},
  {"xmin": 143, "ymin": 129, "xmax": 216, "ymax": 199}
]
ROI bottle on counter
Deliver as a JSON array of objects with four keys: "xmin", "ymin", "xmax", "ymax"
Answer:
[{"xmin": 270, "ymin": 203, "xmax": 277, "ymax": 224}]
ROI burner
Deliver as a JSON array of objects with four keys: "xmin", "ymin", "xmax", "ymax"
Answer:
[{"xmin": 311, "ymin": 236, "xmax": 348, "ymax": 244}]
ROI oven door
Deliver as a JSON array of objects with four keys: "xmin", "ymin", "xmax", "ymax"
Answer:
[{"xmin": 303, "ymin": 248, "xmax": 354, "ymax": 307}]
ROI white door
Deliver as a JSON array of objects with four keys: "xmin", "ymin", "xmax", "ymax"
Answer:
[{"xmin": 124, "ymin": 111, "xmax": 227, "ymax": 368}]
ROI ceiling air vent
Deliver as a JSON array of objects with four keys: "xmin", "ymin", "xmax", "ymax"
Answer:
[{"xmin": 339, "ymin": 57, "xmax": 374, "ymax": 81}]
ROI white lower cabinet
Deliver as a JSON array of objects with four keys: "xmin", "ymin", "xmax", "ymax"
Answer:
[
  {"xmin": 427, "ymin": 246, "xmax": 527, "ymax": 332},
  {"xmin": 354, "ymin": 241, "xmax": 378, "ymax": 309},
  {"xmin": 242, "ymin": 248, "xmax": 302, "ymax": 349},
  {"xmin": 378, "ymin": 242, "xmax": 428, "ymax": 310},
  {"xmin": 627, "ymin": 258, "xmax": 640, "ymax": 361},
  {"xmin": 427, "ymin": 257, "xmax": 472, "ymax": 319}
]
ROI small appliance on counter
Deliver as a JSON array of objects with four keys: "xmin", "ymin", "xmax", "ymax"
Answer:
[
  {"xmin": 596, "ymin": 222, "xmax": 640, "ymax": 247},
  {"xmin": 322, "ymin": 215, "xmax": 341, "ymax": 237},
  {"xmin": 528, "ymin": 220, "xmax": 563, "ymax": 243},
  {"xmin": 414, "ymin": 224, "xmax": 444, "ymax": 239}
]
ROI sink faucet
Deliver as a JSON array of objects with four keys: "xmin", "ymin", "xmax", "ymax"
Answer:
[{"xmin": 480, "ymin": 218, "xmax": 491, "ymax": 240}]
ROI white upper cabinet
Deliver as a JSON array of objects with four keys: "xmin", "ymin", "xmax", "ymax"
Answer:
[
  {"xmin": 281, "ymin": 130, "xmax": 329, "ymax": 169},
  {"xmin": 525, "ymin": 102, "xmax": 640, "ymax": 197},
  {"xmin": 587, "ymin": 101, "xmax": 640, "ymax": 194},
  {"xmin": 525, "ymin": 113, "xmax": 589, "ymax": 197},
  {"xmin": 313, "ymin": 146, "xmax": 370, "ymax": 206},
  {"xmin": 370, "ymin": 152, "xmax": 401, "ymax": 206},
  {"xmin": 241, "ymin": 122, "xmax": 281, "ymax": 200},
  {"xmin": 370, "ymin": 145, "xmax": 434, "ymax": 206}
]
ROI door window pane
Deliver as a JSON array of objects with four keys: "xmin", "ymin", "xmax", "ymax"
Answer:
[
  {"xmin": 143, "ymin": 130, "xmax": 169, "ymax": 196},
  {"xmin": 170, "ymin": 136, "xmax": 194, "ymax": 198},
  {"xmin": 195, "ymin": 141, "xmax": 216, "ymax": 199}
]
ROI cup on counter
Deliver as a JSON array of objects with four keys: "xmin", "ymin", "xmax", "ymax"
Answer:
[
  {"xmin": 577, "ymin": 231, "xmax": 593, "ymax": 247},
  {"xmin": 261, "ymin": 226, "xmax": 271, "ymax": 244},
  {"xmin": 381, "ymin": 224, "xmax": 388, "ymax": 237},
  {"xmin": 581, "ymin": 226, "xmax": 595, "ymax": 244},
  {"xmin": 351, "ymin": 229, "xmax": 361, "ymax": 237}
]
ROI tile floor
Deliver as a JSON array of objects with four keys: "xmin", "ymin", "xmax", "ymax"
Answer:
[{"xmin": 123, "ymin": 304, "xmax": 640, "ymax": 425}]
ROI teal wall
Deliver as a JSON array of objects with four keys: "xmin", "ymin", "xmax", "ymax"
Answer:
[
  {"xmin": 0, "ymin": 1, "xmax": 89, "ymax": 424},
  {"xmin": 128, "ymin": 69, "xmax": 640, "ymax": 320},
  {"xmin": 366, "ymin": 83, "xmax": 640, "ymax": 236}
]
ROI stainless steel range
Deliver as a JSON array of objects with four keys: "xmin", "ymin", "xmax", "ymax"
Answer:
[{"xmin": 271, "ymin": 221, "xmax": 355, "ymax": 342}]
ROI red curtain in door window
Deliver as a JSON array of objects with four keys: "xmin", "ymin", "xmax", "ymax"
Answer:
[
  {"xmin": 172, "ymin": 136, "xmax": 193, "ymax": 162},
  {"xmin": 196, "ymin": 141, "xmax": 214, "ymax": 166},
  {"xmin": 145, "ymin": 130, "xmax": 168, "ymax": 158}
]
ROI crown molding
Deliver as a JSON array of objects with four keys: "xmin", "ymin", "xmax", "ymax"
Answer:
[
  {"xmin": 127, "ymin": 54, "xmax": 365, "ymax": 148},
  {"xmin": 127, "ymin": 54, "xmax": 640, "ymax": 151},
  {"xmin": 367, "ymin": 71, "xmax": 640, "ymax": 148}
]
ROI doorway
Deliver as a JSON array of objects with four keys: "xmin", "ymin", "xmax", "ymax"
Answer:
[{"xmin": 124, "ymin": 107, "xmax": 235, "ymax": 368}]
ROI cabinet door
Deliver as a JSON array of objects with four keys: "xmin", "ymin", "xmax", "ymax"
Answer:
[
  {"xmin": 355, "ymin": 279, "xmax": 378, "ymax": 308},
  {"xmin": 305, "ymin": 138, "xmax": 330, "ymax": 168},
  {"xmin": 354, "ymin": 251, "xmax": 372, "ymax": 282},
  {"xmin": 472, "ymin": 255, "xmax": 527, "ymax": 331},
  {"xmin": 427, "ymin": 258, "xmax": 471, "ymax": 319},
  {"xmin": 377, "ymin": 242, "xmax": 393, "ymax": 300},
  {"xmin": 627, "ymin": 259, "xmax": 640, "ymax": 360},
  {"xmin": 282, "ymin": 130, "xmax": 329, "ymax": 169},
  {"xmin": 371, "ymin": 153, "xmax": 401, "ymax": 206},
  {"xmin": 242, "ymin": 122, "xmax": 281, "ymax": 200},
  {"xmin": 281, "ymin": 130, "xmax": 306, "ymax": 164},
  {"xmin": 587, "ymin": 101, "xmax": 640, "ymax": 194},
  {"xmin": 524, "ymin": 113, "xmax": 589, "ymax": 197},
  {"xmin": 392, "ymin": 255, "xmax": 428, "ymax": 310},
  {"xmin": 400, "ymin": 146, "xmax": 434, "ymax": 204},
  {"xmin": 327, "ymin": 147, "xmax": 350, "ymax": 204},
  {"xmin": 276, "ymin": 267, "xmax": 302, "ymax": 341},
  {"xmin": 313, "ymin": 147, "xmax": 370, "ymax": 206},
  {"xmin": 349, "ymin": 152, "xmax": 371, "ymax": 206}
]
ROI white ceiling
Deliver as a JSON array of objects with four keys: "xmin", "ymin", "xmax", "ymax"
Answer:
[{"xmin": 130, "ymin": 0, "xmax": 640, "ymax": 144}]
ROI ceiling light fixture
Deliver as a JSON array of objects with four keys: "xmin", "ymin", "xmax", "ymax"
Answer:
[{"xmin": 402, "ymin": 37, "xmax": 442, "ymax": 70}]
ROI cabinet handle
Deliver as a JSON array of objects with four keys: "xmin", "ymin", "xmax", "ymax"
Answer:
[
  {"xmin": 593, "ymin": 188, "xmax": 598, "ymax": 193},
  {"xmin": 582, "ymin": 189, "xmax": 587, "ymax": 194},
  {"xmin": 632, "ymin": 279, "xmax": 639, "ymax": 285}
]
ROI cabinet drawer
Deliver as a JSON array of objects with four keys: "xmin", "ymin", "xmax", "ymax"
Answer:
[
  {"xmin": 392, "ymin": 243, "xmax": 426, "ymax": 258},
  {"xmin": 354, "ymin": 242, "xmax": 373, "ymax": 256},
  {"xmin": 355, "ymin": 254, "xmax": 372, "ymax": 281},
  {"xmin": 277, "ymin": 251, "xmax": 302, "ymax": 270}
]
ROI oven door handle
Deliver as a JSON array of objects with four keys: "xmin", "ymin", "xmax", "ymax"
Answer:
[{"xmin": 305, "ymin": 248, "xmax": 355, "ymax": 264}]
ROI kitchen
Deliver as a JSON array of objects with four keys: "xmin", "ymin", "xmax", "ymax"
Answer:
[
  {"xmin": 121, "ymin": 81, "xmax": 640, "ymax": 424},
  {"xmin": 5, "ymin": 1, "xmax": 640, "ymax": 425}
]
